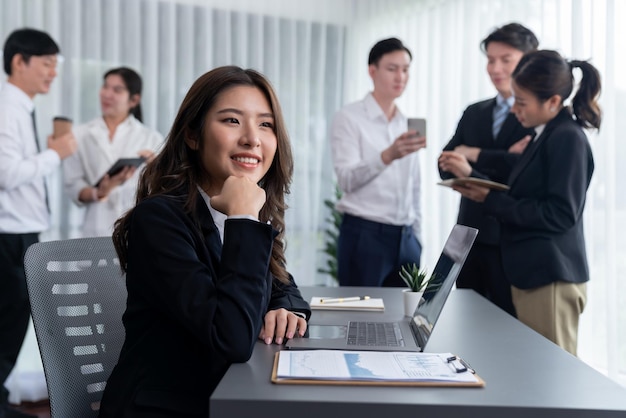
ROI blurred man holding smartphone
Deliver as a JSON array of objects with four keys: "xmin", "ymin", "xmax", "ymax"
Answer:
[{"xmin": 330, "ymin": 37, "xmax": 426, "ymax": 287}]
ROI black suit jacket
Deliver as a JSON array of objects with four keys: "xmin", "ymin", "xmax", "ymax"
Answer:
[
  {"xmin": 483, "ymin": 109, "xmax": 594, "ymax": 289},
  {"xmin": 439, "ymin": 97, "xmax": 534, "ymax": 245},
  {"xmin": 99, "ymin": 190, "xmax": 311, "ymax": 418}
]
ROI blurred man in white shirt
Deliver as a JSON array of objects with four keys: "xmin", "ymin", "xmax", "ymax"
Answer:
[{"xmin": 0, "ymin": 28, "xmax": 76, "ymax": 418}]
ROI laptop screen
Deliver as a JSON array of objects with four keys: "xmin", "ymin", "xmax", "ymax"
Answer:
[{"xmin": 410, "ymin": 224, "xmax": 478, "ymax": 348}]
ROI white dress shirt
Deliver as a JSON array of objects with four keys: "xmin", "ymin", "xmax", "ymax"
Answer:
[
  {"xmin": 533, "ymin": 124, "xmax": 545, "ymax": 141},
  {"xmin": 0, "ymin": 82, "xmax": 60, "ymax": 233},
  {"xmin": 63, "ymin": 115, "xmax": 163, "ymax": 237},
  {"xmin": 330, "ymin": 93, "xmax": 422, "ymax": 239}
]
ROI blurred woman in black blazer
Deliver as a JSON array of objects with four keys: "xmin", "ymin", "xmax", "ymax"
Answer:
[
  {"xmin": 441, "ymin": 50, "xmax": 601, "ymax": 355},
  {"xmin": 99, "ymin": 66, "xmax": 311, "ymax": 417}
]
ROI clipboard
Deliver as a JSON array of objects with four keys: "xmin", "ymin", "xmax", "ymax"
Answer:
[
  {"xmin": 270, "ymin": 351, "xmax": 485, "ymax": 388},
  {"xmin": 438, "ymin": 177, "xmax": 509, "ymax": 191}
]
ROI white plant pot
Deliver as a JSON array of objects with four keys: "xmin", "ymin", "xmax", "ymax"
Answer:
[{"xmin": 402, "ymin": 289, "xmax": 424, "ymax": 317}]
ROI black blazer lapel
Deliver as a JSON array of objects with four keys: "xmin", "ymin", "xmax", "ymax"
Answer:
[
  {"xmin": 508, "ymin": 109, "xmax": 573, "ymax": 187},
  {"xmin": 480, "ymin": 98, "xmax": 497, "ymax": 143},
  {"xmin": 508, "ymin": 133, "xmax": 542, "ymax": 188},
  {"xmin": 496, "ymin": 112, "xmax": 518, "ymax": 142},
  {"xmin": 195, "ymin": 196, "xmax": 222, "ymax": 269}
]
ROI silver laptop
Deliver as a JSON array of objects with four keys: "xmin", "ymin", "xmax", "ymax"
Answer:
[{"xmin": 285, "ymin": 224, "xmax": 478, "ymax": 352}]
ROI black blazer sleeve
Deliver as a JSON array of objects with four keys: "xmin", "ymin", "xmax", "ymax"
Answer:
[
  {"xmin": 439, "ymin": 98, "xmax": 533, "ymax": 183},
  {"xmin": 127, "ymin": 198, "xmax": 275, "ymax": 361},
  {"xmin": 269, "ymin": 274, "xmax": 311, "ymax": 320},
  {"xmin": 474, "ymin": 147, "xmax": 522, "ymax": 183}
]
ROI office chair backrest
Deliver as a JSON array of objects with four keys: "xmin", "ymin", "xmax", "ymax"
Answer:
[{"xmin": 24, "ymin": 237, "xmax": 127, "ymax": 418}]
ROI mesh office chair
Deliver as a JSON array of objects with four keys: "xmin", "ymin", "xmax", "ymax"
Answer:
[{"xmin": 23, "ymin": 237, "xmax": 127, "ymax": 418}]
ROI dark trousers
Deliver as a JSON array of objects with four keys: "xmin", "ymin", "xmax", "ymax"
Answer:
[
  {"xmin": 455, "ymin": 241, "xmax": 516, "ymax": 316},
  {"xmin": 337, "ymin": 214, "xmax": 421, "ymax": 287},
  {"xmin": 0, "ymin": 233, "xmax": 38, "ymax": 408}
]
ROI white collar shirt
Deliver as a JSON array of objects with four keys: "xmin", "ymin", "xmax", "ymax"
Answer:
[
  {"xmin": 330, "ymin": 92, "xmax": 422, "ymax": 239},
  {"xmin": 533, "ymin": 124, "xmax": 545, "ymax": 141},
  {"xmin": 0, "ymin": 82, "xmax": 60, "ymax": 233},
  {"xmin": 199, "ymin": 187, "xmax": 228, "ymax": 242}
]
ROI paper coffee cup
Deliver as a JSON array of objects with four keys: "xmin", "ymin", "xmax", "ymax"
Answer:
[{"xmin": 53, "ymin": 116, "xmax": 73, "ymax": 137}]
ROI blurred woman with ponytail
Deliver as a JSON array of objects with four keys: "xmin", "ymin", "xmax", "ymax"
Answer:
[{"xmin": 448, "ymin": 50, "xmax": 601, "ymax": 355}]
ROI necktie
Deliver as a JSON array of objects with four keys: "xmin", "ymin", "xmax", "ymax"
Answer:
[
  {"xmin": 492, "ymin": 101, "xmax": 510, "ymax": 139},
  {"xmin": 31, "ymin": 110, "xmax": 50, "ymax": 213}
]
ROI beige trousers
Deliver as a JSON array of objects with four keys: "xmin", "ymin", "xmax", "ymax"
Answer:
[{"xmin": 511, "ymin": 281, "xmax": 586, "ymax": 356}]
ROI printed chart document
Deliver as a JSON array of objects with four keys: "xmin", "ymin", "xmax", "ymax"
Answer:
[
  {"xmin": 272, "ymin": 350, "xmax": 484, "ymax": 387},
  {"xmin": 310, "ymin": 296, "xmax": 385, "ymax": 311},
  {"xmin": 438, "ymin": 177, "xmax": 509, "ymax": 191}
]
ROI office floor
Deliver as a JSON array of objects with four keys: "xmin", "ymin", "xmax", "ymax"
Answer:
[{"xmin": 11, "ymin": 401, "xmax": 50, "ymax": 418}]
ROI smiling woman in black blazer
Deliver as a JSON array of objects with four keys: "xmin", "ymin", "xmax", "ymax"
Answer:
[
  {"xmin": 98, "ymin": 66, "xmax": 311, "ymax": 418},
  {"xmin": 443, "ymin": 50, "xmax": 601, "ymax": 356}
]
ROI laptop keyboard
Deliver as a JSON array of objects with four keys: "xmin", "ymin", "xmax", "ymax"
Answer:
[{"xmin": 346, "ymin": 321, "xmax": 403, "ymax": 346}]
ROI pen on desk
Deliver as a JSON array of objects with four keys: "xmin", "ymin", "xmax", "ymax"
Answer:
[{"xmin": 319, "ymin": 296, "xmax": 370, "ymax": 304}]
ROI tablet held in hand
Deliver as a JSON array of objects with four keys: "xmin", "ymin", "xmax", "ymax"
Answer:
[
  {"xmin": 95, "ymin": 157, "xmax": 146, "ymax": 186},
  {"xmin": 438, "ymin": 177, "xmax": 509, "ymax": 191}
]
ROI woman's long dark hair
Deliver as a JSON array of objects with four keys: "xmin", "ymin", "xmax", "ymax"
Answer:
[
  {"xmin": 112, "ymin": 66, "xmax": 293, "ymax": 284},
  {"xmin": 512, "ymin": 49, "xmax": 602, "ymax": 130},
  {"xmin": 104, "ymin": 67, "xmax": 143, "ymax": 122}
]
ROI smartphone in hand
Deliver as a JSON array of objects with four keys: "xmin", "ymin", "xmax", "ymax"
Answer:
[{"xmin": 408, "ymin": 118, "xmax": 427, "ymax": 137}]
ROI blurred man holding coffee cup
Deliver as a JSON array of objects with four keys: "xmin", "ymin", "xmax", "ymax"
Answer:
[{"xmin": 0, "ymin": 28, "xmax": 76, "ymax": 418}]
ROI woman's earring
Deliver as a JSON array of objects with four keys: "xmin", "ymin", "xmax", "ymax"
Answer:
[{"xmin": 550, "ymin": 107, "xmax": 556, "ymax": 112}]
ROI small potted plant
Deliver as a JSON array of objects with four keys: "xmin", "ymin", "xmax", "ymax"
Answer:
[{"xmin": 399, "ymin": 263, "xmax": 432, "ymax": 316}]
